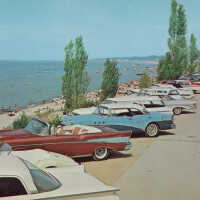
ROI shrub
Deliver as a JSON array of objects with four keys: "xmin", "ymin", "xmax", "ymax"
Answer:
[
  {"xmin": 50, "ymin": 115, "xmax": 62, "ymax": 127},
  {"xmin": 13, "ymin": 112, "xmax": 30, "ymax": 129},
  {"xmin": 139, "ymin": 72, "xmax": 152, "ymax": 88}
]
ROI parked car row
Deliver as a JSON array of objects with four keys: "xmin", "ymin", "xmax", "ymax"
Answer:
[
  {"xmin": 64, "ymin": 102, "xmax": 175, "ymax": 137},
  {"xmin": 0, "ymin": 84, "xmax": 198, "ymax": 199}
]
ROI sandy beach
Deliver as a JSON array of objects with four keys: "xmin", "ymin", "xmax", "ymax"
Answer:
[{"xmin": 0, "ymin": 100, "xmax": 64, "ymax": 129}]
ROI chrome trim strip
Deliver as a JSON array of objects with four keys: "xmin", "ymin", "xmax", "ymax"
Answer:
[
  {"xmin": 33, "ymin": 189, "xmax": 120, "ymax": 200},
  {"xmin": 12, "ymin": 136, "xmax": 130, "ymax": 149}
]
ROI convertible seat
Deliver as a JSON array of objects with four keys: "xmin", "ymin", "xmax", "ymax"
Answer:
[{"xmin": 72, "ymin": 127, "xmax": 81, "ymax": 136}]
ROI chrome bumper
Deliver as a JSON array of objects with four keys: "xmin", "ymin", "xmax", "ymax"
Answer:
[
  {"xmin": 171, "ymin": 123, "xmax": 176, "ymax": 129},
  {"xmin": 124, "ymin": 141, "xmax": 132, "ymax": 151}
]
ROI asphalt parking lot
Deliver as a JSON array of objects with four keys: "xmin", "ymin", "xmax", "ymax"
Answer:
[{"xmin": 78, "ymin": 95, "xmax": 200, "ymax": 200}]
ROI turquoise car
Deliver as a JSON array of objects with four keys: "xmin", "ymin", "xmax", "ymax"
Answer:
[{"xmin": 62, "ymin": 103, "xmax": 175, "ymax": 137}]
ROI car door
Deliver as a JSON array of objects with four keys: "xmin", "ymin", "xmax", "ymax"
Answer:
[
  {"xmin": 107, "ymin": 108, "xmax": 146, "ymax": 130},
  {"xmin": 92, "ymin": 107, "xmax": 110, "ymax": 126}
]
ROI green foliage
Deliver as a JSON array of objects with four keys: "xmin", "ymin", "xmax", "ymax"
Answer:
[
  {"xmin": 157, "ymin": 52, "xmax": 175, "ymax": 81},
  {"xmin": 13, "ymin": 112, "xmax": 30, "ymax": 129},
  {"xmin": 188, "ymin": 33, "xmax": 200, "ymax": 73},
  {"xmin": 101, "ymin": 59, "xmax": 120, "ymax": 100},
  {"xmin": 62, "ymin": 36, "xmax": 89, "ymax": 111},
  {"xmin": 158, "ymin": 0, "xmax": 188, "ymax": 80},
  {"xmin": 49, "ymin": 115, "xmax": 62, "ymax": 127},
  {"xmin": 139, "ymin": 72, "xmax": 152, "ymax": 88}
]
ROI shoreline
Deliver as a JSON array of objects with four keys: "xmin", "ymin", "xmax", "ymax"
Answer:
[{"xmin": 0, "ymin": 98, "xmax": 65, "ymax": 129}]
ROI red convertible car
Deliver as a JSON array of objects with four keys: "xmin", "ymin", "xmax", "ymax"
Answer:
[{"xmin": 0, "ymin": 118, "xmax": 132, "ymax": 160}]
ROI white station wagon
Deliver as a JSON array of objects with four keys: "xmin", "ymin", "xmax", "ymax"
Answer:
[{"xmin": 0, "ymin": 155, "xmax": 119, "ymax": 200}]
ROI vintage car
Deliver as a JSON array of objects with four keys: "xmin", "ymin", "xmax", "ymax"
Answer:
[
  {"xmin": 62, "ymin": 103, "xmax": 175, "ymax": 137},
  {"xmin": 161, "ymin": 95, "xmax": 197, "ymax": 115},
  {"xmin": 0, "ymin": 118, "xmax": 132, "ymax": 161},
  {"xmin": 103, "ymin": 96, "xmax": 173, "ymax": 114},
  {"xmin": 0, "ymin": 154, "xmax": 120, "ymax": 200},
  {"xmin": 72, "ymin": 96, "xmax": 164, "ymax": 116},
  {"xmin": 105, "ymin": 95, "xmax": 197, "ymax": 115},
  {"xmin": 178, "ymin": 73, "xmax": 200, "ymax": 85},
  {"xmin": 153, "ymin": 84, "xmax": 194, "ymax": 96},
  {"xmin": 133, "ymin": 86, "xmax": 194, "ymax": 99}
]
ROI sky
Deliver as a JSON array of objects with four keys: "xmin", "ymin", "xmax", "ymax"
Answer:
[{"xmin": 0, "ymin": 0, "xmax": 200, "ymax": 60}]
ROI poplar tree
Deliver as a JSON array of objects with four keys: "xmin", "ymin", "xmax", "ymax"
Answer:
[
  {"xmin": 157, "ymin": 0, "xmax": 188, "ymax": 80},
  {"xmin": 62, "ymin": 36, "xmax": 89, "ymax": 110},
  {"xmin": 188, "ymin": 33, "xmax": 200, "ymax": 73},
  {"xmin": 101, "ymin": 59, "xmax": 119, "ymax": 100}
]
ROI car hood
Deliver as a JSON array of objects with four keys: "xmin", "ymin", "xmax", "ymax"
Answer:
[{"xmin": 33, "ymin": 167, "xmax": 119, "ymax": 199}]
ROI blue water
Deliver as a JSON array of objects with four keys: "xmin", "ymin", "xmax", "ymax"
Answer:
[{"xmin": 0, "ymin": 59, "xmax": 157, "ymax": 108}]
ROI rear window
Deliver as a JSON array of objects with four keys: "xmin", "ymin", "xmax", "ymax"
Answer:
[
  {"xmin": 0, "ymin": 177, "xmax": 27, "ymax": 197},
  {"xmin": 24, "ymin": 160, "xmax": 61, "ymax": 193}
]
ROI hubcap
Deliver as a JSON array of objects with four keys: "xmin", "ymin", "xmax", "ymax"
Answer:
[
  {"xmin": 174, "ymin": 108, "xmax": 181, "ymax": 115},
  {"xmin": 147, "ymin": 124, "xmax": 157, "ymax": 136},
  {"xmin": 95, "ymin": 148, "xmax": 107, "ymax": 159}
]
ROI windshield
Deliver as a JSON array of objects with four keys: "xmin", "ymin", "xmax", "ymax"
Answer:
[
  {"xmin": 24, "ymin": 160, "xmax": 61, "ymax": 193},
  {"xmin": 141, "ymin": 108, "xmax": 149, "ymax": 114},
  {"xmin": 95, "ymin": 106, "xmax": 110, "ymax": 115},
  {"xmin": 24, "ymin": 118, "xmax": 49, "ymax": 136}
]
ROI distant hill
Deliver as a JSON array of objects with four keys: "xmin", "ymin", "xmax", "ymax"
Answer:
[
  {"xmin": 110, "ymin": 55, "xmax": 163, "ymax": 61},
  {"xmin": 90, "ymin": 55, "xmax": 163, "ymax": 66}
]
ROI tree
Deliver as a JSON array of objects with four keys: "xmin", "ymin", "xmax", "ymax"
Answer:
[
  {"xmin": 188, "ymin": 33, "xmax": 200, "ymax": 73},
  {"xmin": 157, "ymin": 0, "xmax": 188, "ymax": 80},
  {"xmin": 101, "ymin": 59, "xmax": 119, "ymax": 100},
  {"xmin": 62, "ymin": 36, "xmax": 89, "ymax": 111},
  {"xmin": 157, "ymin": 52, "xmax": 174, "ymax": 81},
  {"xmin": 139, "ymin": 72, "xmax": 152, "ymax": 89}
]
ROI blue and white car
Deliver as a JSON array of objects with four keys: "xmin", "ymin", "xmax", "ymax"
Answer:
[{"xmin": 62, "ymin": 103, "xmax": 175, "ymax": 137}]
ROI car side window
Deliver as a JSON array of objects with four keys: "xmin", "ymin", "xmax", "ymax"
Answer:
[
  {"xmin": 169, "ymin": 90, "xmax": 179, "ymax": 95},
  {"xmin": 0, "ymin": 177, "xmax": 27, "ymax": 197},
  {"xmin": 98, "ymin": 107, "xmax": 109, "ymax": 115},
  {"xmin": 130, "ymin": 108, "xmax": 143, "ymax": 115}
]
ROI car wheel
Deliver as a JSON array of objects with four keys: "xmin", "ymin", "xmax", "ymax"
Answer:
[
  {"xmin": 145, "ymin": 123, "xmax": 159, "ymax": 137},
  {"xmin": 93, "ymin": 147, "xmax": 110, "ymax": 161},
  {"xmin": 173, "ymin": 107, "xmax": 182, "ymax": 115}
]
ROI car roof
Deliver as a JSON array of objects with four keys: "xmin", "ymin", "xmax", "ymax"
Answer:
[
  {"xmin": 0, "ymin": 154, "xmax": 37, "ymax": 192},
  {"xmin": 106, "ymin": 95, "xmax": 160, "ymax": 102},
  {"xmin": 99, "ymin": 102, "xmax": 144, "ymax": 110}
]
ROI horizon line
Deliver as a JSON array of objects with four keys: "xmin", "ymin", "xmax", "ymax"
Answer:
[{"xmin": 0, "ymin": 55, "xmax": 163, "ymax": 62}]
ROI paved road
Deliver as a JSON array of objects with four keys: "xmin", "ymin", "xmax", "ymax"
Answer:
[{"xmin": 117, "ymin": 97, "xmax": 200, "ymax": 200}]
